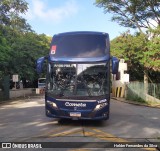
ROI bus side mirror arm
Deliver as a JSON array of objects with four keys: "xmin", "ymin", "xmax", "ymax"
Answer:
[
  {"xmin": 36, "ymin": 56, "xmax": 48, "ymax": 74},
  {"xmin": 111, "ymin": 56, "xmax": 119, "ymax": 74}
]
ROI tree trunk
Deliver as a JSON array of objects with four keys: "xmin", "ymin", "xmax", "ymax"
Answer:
[
  {"xmin": 2, "ymin": 75, "xmax": 10, "ymax": 100},
  {"xmin": 22, "ymin": 78, "xmax": 27, "ymax": 88},
  {"xmin": 144, "ymin": 70, "xmax": 148, "ymax": 100}
]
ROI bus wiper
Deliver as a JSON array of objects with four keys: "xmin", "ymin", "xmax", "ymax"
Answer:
[{"xmin": 59, "ymin": 92, "xmax": 64, "ymax": 97}]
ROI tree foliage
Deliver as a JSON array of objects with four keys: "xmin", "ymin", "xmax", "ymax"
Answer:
[
  {"xmin": 95, "ymin": 0, "xmax": 160, "ymax": 32},
  {"xmin": 146, "ymin": 26, "xmax": 160, "ymax": 71},
  {"xmin": 0, "ymin": 27, "xmax": 11, "ymax": 77},
  {"xmin": 0, "ymin": 0, "xmax": 51, "ymax": 88},
  {"xmin": 0, "ymin": 24, "xmax": 51, "ymax": 83},
  {"xmin": 96, "ymin": 0, "xmax": 160, "ymax": 82},
  {"xmin": 111, "ymin": 27, "xmax": 160, "ymax": 82},
  {"xmin": 0, "ymin": 0, "xmax": 32, "ymax": 31},
  {"xmin": 111, "ymin": 32, "xmax": 145, "ymax": 81}
]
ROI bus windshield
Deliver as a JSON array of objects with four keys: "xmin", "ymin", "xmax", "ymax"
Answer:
[{"xmin": 47, "ymin": 62, "xmax": 109, "ymax": 100}]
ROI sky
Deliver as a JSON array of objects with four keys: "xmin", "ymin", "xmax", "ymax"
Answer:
[{"xmin": 24, "ymin": 0, "xmax": 134, "ymax": 40}]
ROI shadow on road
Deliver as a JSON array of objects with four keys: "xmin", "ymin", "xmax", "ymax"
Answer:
[{"xmin": 57, "ymin": 118, "xmax": 108, "ymax": 127}]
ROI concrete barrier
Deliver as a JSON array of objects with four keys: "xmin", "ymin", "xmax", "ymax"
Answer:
[
  {"xmin": 10, "ymin": 88, "xmax": 34, "ymax": 98},
  {"xmin": 36, "ymin": 88, "xmax": 45, "ymax": 94},
  {"xmin": 112, "ymin": 86, "xmax": 125, "ymax": 98}
]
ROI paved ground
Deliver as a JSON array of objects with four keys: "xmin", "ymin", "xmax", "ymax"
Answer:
[{"xmin": 0, "ymin": 96, "xmax": 160, "ymax": 151}]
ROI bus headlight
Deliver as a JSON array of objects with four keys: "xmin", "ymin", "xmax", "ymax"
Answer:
[
  {"xmin": 94, "ymin": 102, "xmax": 108, "ymax": 111},
  {"xmin": 47, "ymin": 100, "xmax": 57, "ymax": 108}
]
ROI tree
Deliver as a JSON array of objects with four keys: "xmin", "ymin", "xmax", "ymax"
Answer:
[
  {"xmin": 7, "ymin": 31, "xmax": 51, "ymax": 87},
  {"xmin": 0, "ymin": 0, "xmax": 34, "ymax": 89},
  {"xmin": 111, "ymin": 32, "xmax": 145, "ymax": 81},
  {"xmin": 145, "ymin": 26, "xmax": 160, "ymax": 71},
  {"xmin": 0, "ymin": 23, "xmax": 51, "ymax": 87},
  {"xmin": 0, "ymin": 0, "xmax": 32, "ymax": 31},
  {"xmin": 111, "ymin": 28, "xmax": 160, "ymax": 82},
  {"xmin": 95, "ymin": 0, "xmax": 160, "ymax": 31},
  {"xmin": 95, "ymin": 0, "xmax": 160, "ymax": 83},
  {"xmin": 0, "ymin": 26, "xmax": 11, "ymax": 77}
]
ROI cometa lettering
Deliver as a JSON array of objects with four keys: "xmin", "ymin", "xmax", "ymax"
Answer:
[{"xmin": 65, "ymin": 102, "xmax": 86, "ymax": 107}]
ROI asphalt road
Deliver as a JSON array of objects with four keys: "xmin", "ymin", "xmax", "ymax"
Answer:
[{"xmin": 0, "ymin": 96, "xmax": 159, "ymax": 151}]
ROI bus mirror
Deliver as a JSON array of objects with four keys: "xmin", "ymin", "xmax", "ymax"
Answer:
[
  {"xmin": 36, "ymin": 56, "xmax": 45, "ymax": 74},
  {"xmin": 112, "ymin": 57, "xmax": 119, "ymax": 74}
]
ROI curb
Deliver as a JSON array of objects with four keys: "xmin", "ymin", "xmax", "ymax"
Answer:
[{"xmin": 112, "ymin": 97, "xmax": 160, "ymax": 109}]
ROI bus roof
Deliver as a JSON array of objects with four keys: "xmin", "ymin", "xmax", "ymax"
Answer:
[
  {"xmin": 49, "ymin": 31, "xmax": 110, "ymax": 63},
  {"xmin": 53, "ymin": 31, "xmax": 109, "ymax": 37}
]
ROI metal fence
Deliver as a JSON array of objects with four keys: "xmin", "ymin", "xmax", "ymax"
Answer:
[
  {"xmin": 126, "ymin": 81, "xmax": 160, "ymax": 102},
  {"xmin": 148, "ymin": 83, "xmax": 160, "ymax": 99}
]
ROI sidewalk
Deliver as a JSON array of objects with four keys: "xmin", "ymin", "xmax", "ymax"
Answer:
[
  {"xmin": 112, "ymin": 97, "xmax": 160, "ymax": 109},
  {"xmin": 0, "ymin": 94, "xmax": 45, "ymax": 105}
]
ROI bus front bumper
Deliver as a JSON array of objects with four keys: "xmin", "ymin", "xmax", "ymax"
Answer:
[{"xmin": 45, "ymin": 107, "xmax": 109, "ymax": 120}]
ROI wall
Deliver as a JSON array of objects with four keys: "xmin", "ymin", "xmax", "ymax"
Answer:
[{"xmin": 10, "ymin": 88, "xmax": 34, "ymax": 98}]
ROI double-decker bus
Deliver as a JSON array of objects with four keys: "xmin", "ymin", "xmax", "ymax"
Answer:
[{"xmin": 37, "ymin": 31, "xmax": 119, "ymax": 120}]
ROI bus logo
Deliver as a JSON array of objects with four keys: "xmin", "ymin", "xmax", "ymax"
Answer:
[{"xmin": 65, "ymin": 102, "xmax": 86, "ymax": 107}]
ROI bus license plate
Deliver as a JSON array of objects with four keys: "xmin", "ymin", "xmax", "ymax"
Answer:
[{"xmin": 70, "ymin": 112, "xmax": 81, "ymax": 117}]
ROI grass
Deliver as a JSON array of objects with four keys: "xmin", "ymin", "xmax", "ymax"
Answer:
[
  {"xmin": 126, "ymin": 94, "xmax": 149, "ymax": 104},
  {"xmin": 126, "ymin": 94, "xmax": 160, "ymax": 107}
]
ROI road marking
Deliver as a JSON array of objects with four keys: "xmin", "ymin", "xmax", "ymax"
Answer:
[
  {"xmin": 90, "ymin": 128, "xmax": 128, "ymax": 142},
  {"xmin": 86, "ymin": 128, "xmax": 157, "ymax": 151},
  {"xmin": 34, "ymin": 126, "xmax": 73, "ymax": 137},
  {"xmin": 12, "ymin": 125, "xmax": 157, "ymax": 151},
  {"xmin": 84, "ymin": 131, "xmax": 127, "ymax": 142},
  {"xmin": 48, "ymin": 127, "xmax": 82, "ymax": 137},
  {"xmin": 47, "ymin": 128, "xmax": 157, "ymax": 151},
  {"xmin": 14, "ymin": 125, "xmax": 75, "ymax": 141}
]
